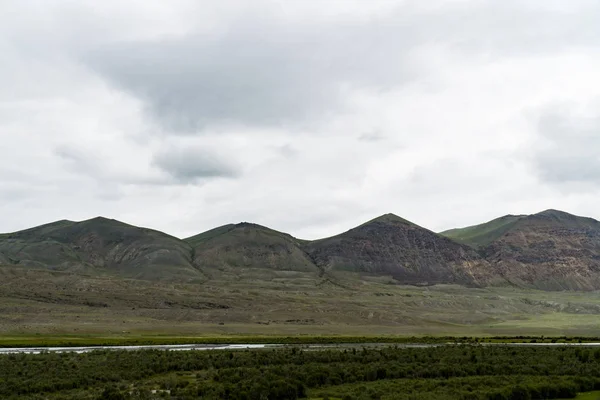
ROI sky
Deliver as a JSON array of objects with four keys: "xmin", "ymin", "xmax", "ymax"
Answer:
[{"xmin": 1, "ymin": 0, "xmax": 600, "ymax": 240}]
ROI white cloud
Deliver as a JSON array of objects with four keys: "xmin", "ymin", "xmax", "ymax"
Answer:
[{"xmin": 1, "ymin": 0, "xmax": 600, "ymax": 239}]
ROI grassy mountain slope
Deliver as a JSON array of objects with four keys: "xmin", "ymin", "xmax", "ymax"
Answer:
[
  {"xmin": 185, "ymin": 224, "xmax": 236, "ymax": 248},
  {"xmin": 441, "ymin": 215, "xmax": 526, "ymax": 248},
  {"xmin": 6, "ymin": 263, "xmax": 600, "ymax": 337},
  {"xmin": 302, "ymin": 214, "xmax": 494, "ymax": 286},
  {"xmin": 187, "ymin": 223, "xmax": 319, "ymax": 273},
  {"xmin": 0, "ymin": 217, "xmax": 200, "ymax": 281},
  {"xmin": 481, "ymin": 209, "xmax": 600, "ymax": 290},
  {"xmin": 7, "ymin": 209, "xmax": 600, "ymax": 291},
  {"xmin": 7, "ymin": 210, "xmax": 600, "ymax": 335}
]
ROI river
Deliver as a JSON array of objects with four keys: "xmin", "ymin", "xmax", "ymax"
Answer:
[{"xmin": 2, "ymin": 342, "xmax": 600, "ymax": 355}]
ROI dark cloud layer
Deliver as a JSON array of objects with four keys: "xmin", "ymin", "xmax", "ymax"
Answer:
[
  {"xmin": 81, "ymin": 1, "xmax": 600, "ymax": 134},
  {"xmin": 152, "ymin": 147, "xmax": 239, "ymax": 183},
  {"xmin": 83, "ymin": 18, "xmax": 420, "ymax": 132}
]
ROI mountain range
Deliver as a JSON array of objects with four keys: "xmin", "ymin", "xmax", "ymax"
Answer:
[{"xmin": 3, "ymin": 209, "xmax": 600, "ymax": 291}]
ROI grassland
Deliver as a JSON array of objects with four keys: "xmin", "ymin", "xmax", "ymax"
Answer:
[
  {"xmin": 440, "ymin": 215, "xmax": 525, "ymax": 247},
  {"xmin": 570, "ymin": 392, "xmax": 600, "ymax": 400},
  {"xmin": 3, "ymin": 263, "xmax": 600, "ymax": 343}
]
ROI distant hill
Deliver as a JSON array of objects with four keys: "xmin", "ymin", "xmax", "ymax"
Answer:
[
  {"xmin": 0, "ymin": 217, "xmax": 200, "ymax": 280},
  {"xmin": 478, "ymin": 210, "xmax": 600, "ymax": 290},
  {"xmin": 302, "ymin": 214, "xmax": 493, "ymax": 286},
  {"xmin": 185, "ymin": 224, "xmax": 237, "ymax": 248},
  {"xmin": 186, "ymin": 223, "xmax": 319, "ymax": 273},
  {"xmin": 7, "ymin": 209, "xmax": 600, "ymax": 291},
  {"xmin": 441, "ymin": 210, "xmax": 600, "ymax": 290},
  {"xmin": 8, "ymin": 209, "xmax": 600, "ymax": 336},
  {"xmin": 441, "ymin": 215, "xmax": 526, "ymax": 248}
]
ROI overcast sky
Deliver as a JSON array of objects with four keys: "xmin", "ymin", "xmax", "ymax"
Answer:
[{"xmin": 1, "ymin": 0, "xmax": 600, "ymax": 239}]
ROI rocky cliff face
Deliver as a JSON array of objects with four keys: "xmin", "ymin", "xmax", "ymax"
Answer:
[
  {"xmin": 303, "ymin": 214, "xmax": 493, "ymax": 286},
  {"xmin": 481, "ymin": 210, "xmax": 600, "ymax": 290}
]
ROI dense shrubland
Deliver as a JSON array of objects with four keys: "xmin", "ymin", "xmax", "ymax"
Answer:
[{"xmin": 2, "ymin": 345, "xmax": 600, "ymax": 399}]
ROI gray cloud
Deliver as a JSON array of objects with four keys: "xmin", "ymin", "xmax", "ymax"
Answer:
[
  {"xmin": 79, "ymin": 1, "xmax": 600, "ymax": 134},
  {"xmin": 86, "ymin": 2, "xmax": 529, "ymax": 135},
  {"xmin": 55, "ymin": 145, "xmax": 100, "ymax": 176},
  {"xmin": 82, "ymin": 18, "xmax": 420, "ymax": 132},
  {"xmin": 534, "ymin": 108, "xmax": 600, "ymax": 186},
  {"xmin": 358, "ymin": 130, "xmax": 386, "ymax": 142},
  {"xmin": 3, "ymin": 0, "xmax": 600, "ymax": 238},
  {"xmin": 276, "ymin": 144, "xmax": 298, "ymax": 158},
  {"xmin": 152, "ymin": 147, "xmax": 240, "ymax": 183}
]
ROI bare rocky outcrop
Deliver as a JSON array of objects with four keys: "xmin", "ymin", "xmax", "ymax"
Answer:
[
  {"xmin": 481, "ymin": 210, "xmax": 600, "ymax": 290},
  {"xmin": 302, "ymin": 214, "xmax": 495, "ymax": 287}
]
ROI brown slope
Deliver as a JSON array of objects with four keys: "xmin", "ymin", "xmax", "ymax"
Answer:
[
  {"xmin": 481, "ymin": 209, "xmax": 600, "ymax": 290},
  {"xmin": 302, "ymin": 214, "xmax": 494, "ymax": 286},
  {"xmin": 0, "ymin": 217, "xmax": 200, "ymax": 281}
]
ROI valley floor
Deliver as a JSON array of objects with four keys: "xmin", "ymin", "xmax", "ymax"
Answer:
[{"xmin": 2, "ymin": 265, "xmax": 600, "ymax": 338}]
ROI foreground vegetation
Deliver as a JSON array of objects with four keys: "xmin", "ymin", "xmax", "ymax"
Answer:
[
  {"xmin": 4, "ymin": 345, "xmax": 600, "ymax": 399},
  {"xmin": 2, "ymin": 334, "xmax": 600, "ymax": 348}
]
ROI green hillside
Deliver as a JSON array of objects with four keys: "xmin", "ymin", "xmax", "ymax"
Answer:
[
  {"xmin": 440, "ymin": 215, "xmax": 526, "ymax": 248},
  {"xmin": 185, "ymin": 224, "xmax": 236, "ymax": 248},
  {"xmin": 0, "ymin": 217, "xmax": 200, "ymax": 280},
  {"xmin": 187, "ymin": 223, "xmax": 319, "ymax": 272},
  {"xmin": 5, "ymin": 210, "xmax": 600, "ymax": 336}
]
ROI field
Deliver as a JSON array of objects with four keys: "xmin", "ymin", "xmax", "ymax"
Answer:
[
  {"xmin": 4, "ymin": 345, "xmax": 600, "ymax": 399},
  {"xmin": 5, "ymin": 264, "xmax": 600, "ymax": 399},
  {"xmin": 3, "ymin": 257, "xmax": 600, "ymax": 399},
  {"xmin": 3, "ymin": 265, "xmax": 600, "ymax": 341},
  {"xmin": 571, "ymin": 392, "xmax": 600, "ymax": 400}
]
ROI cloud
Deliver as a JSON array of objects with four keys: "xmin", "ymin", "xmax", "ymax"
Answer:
[
  {"xmin": 275, "ymin": 144, "xmax": 298, "ymax": 158},
  {"xmin": 152, "ymin": 146, "xmax": 240, "ymax": 183},
  {"xmin": 3, "ymin": 0, "xmax": 600, "ymax": 240},
  {"xmin": 534, "ymin": 106, "xmax": 600, "ymax": 186},
  {"xmin": 358, "ymin": 130, "xmax": 386, "ymax": 142},
  {"xmin": 79, "ymin": 1, "xmax": 600, "ymax": 134},
  {"xmin": 82, "ymin": 19, "xmax": 420, "ymax": 132},
  {"xmin": 55, "ymin": 145, "xmax": 101, "ymax": 176}
]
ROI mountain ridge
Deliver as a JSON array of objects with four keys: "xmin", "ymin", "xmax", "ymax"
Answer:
[
  {"xmin": 0, "ymin": 216, "xmax": 200, "ymax": 281},
  {"xmin": 4, "ymin": 209, "xmax": 600, "ymax": 290},
  {"xmin": 302, "ymin": 213, "xmax": 494, "ymax": 287},
  {"xmin": 187, "ymin": 222, "xmax": 319, "ymax": 273},
  {"xmin": 442, "ymin": 209, "xmax": 600, "ymax": 290},
  {"xmin": 440, "ymin": 215, "xmax": 527, "ymax": 248}
]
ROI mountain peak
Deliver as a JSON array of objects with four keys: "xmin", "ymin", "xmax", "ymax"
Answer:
[
  {"xmin": 84, "ymin": 216, "xmax": 121, "ymax": 223},
  {"xmin": 188, "ymin": 222, "xmax": 316, "ymax": 272},
  {"xmin": 78, "ymin": 217, "xmax": 134, "ymax": 229},
  {"xmin": 234, "ymin": 222, "xmax": 265, "ymax": 229},
  {"xmin": 366, "ymin": 213, "xmax": 413, "ymax": 225},
  {"xmin": 304, "ymin": 212, "xmax": 487, "ymax": 286},
  {"xmin": 531, "ymin": 209, "xmax": 599, "ymax": 224},
  {"xmin": 535, "ymin": 209, "xmax": 573, "ymax": 217},
  {"xmin": 231, "ymin": 222, "xmax": 300, "ymax": 241}
]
